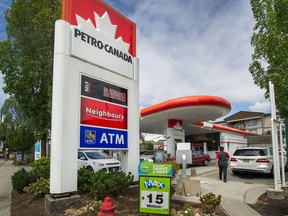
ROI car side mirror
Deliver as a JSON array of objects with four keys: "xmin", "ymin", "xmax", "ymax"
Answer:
[{"xmin": 79, "ymin": 156, "xmax": 86, "ymax": 160}]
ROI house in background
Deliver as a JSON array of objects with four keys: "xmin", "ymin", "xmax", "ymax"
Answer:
[{"xmin": 215, "ymin": 111, "xmax": 286, "ymax": 147}]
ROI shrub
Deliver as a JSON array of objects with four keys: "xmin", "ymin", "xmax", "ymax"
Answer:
[
  {"xmin": 11, "ymin": 168, "xmax": 37, "ymax": 191},
  {"xmin": 30, "ymin": 157, "xmax": 50, "ymax": 179},
  {"xmin": 78, "ymin": 168, "xmax": 94, "ymax": 192},
  {"xmin": 78, "ymin": 170, "xmax": 134, "ymax": 200},
  {"xmin": 13, "ymin": 160, "xmax": 26, "ymax": 165},
  {"xmin": 24, "ymin": 177, "xmax": 50, "ymax": 196},
  {"xmin": 200, "ymin": 192, "xmax": 221, "ymax": 213}
]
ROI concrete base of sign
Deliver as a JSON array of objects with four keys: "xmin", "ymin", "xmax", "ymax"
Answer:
[
  {"xmin": 266, "ymin": 188, "xmax": 284, "ymax": 200},
  {"xmin": 281, "ymin": 185, "xmax": 288, "ymax": 192},
  {"xmin": 176, "ymin": 178, "xmax": 201, "ymax": 197},
  {"xmin": 45, "ymin": 194, "xmax": 81, "ymax": 214}
]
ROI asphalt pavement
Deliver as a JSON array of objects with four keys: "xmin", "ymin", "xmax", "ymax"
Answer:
[{"xmin": 0, "ymin": 158, "xmax": 286, "ymax": 216}]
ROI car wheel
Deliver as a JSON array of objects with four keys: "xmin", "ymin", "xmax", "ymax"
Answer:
[
  {"xmin": 268, "ymin": 167, "xmax": 274, "ymax": 178},
  {"xmin": 86, "ymin": 166, "xmax": 94, "ymax": 172},
  {"xmin": 203, "ymin": 160, "xmax": 209, "ymax": 166},
  {"xmin": 232, "ymin": 170, "xmax": 240, "ymax": 175}
]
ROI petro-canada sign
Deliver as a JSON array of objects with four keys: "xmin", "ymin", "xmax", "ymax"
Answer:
[{"xmin": 71, "ymin": 12, "xmax": 134, "ymax": 78}]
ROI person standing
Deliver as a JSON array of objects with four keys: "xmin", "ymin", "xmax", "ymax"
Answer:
[{"xmin": 216, "ymin": 146, "xmax": 230, "ymax": 183}]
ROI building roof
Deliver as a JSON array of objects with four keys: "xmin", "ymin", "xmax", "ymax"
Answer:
[{"xmin": 224, "ymin": 111, "xmax": 265, "ymax": 122}]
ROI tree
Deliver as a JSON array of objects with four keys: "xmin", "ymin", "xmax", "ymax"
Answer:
[
  {"xmin": 0, "ymin": 0, "xmax": 61, "ymax": 156},
  {"xmin": 249, "ymin": 0, "xmax": 288, "ymax": 119},
  {"xmin": 0, "ymin": 96, "xmax": 35, "ymax": 160}
]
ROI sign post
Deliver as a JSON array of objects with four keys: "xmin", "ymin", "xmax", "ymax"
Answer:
[
  {"xmin": 138, "ymin": 161, "xmax": 173, "ymax": 215},
  {"xmin": 50, "ymin": 0, "xmax": 139, "ymax": 195}
]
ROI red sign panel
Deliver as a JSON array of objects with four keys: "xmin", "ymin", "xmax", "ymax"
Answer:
[
  {"xmin": 62, "ymin": 0, "xmax": 136, "ymax": 57},
  {"xmin": 168, "ymin": 119, "xmax": 183, "ymax": 128},
  {"xmin": 193, "ymin": 143, "xmax": 203, "ymax": 147},
  {"xmin": 81, "ymin": 97, "xmax": 127, "ymax": 129}
]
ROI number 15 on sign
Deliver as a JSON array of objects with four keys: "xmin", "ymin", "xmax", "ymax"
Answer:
[{"xmin": 141, "ymin": 191, "xmax": 169, "ymax": 208}]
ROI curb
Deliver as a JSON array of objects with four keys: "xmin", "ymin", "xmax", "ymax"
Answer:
[{"xmin": 244, "ymin": 186, "xmax": 268, "ymax": 204}]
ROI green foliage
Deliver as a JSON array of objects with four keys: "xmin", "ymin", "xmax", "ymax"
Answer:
[
  {"xmin": 200, "ymin": 192, "xmax": 221, "ymax": 213},
  {"xmin": 11, "ymin": 168, "xmax": 36, "ymax": 191},
  {"xmin": 30, "ymin": 157, "xmax": 50, "ymax": 179},
  {"xmin": 24, "ymin": 177, "xmax": 50, "ymax": 196},
  {"xmin": 77, "ymin": 168, "xmax": 94, "ymax": 192},
  {"xmin": 0, "ymin": 0, "xmax": 62, "ymax": 151},
  {"xmin": 249, "ymin": 0, "xmax": 288, "ymax": 119},
  {"xmin": 0, "ymin": 96, "xmax": 35, "ymax": 152},
  {"xmin": 171, "ymin": 203, "xmax": 195, "ymax": 216},
  {"xmin": 141, "ymin": 141, "xmax": 154, "ymax": 150},
  {"xmin": 11, "ymin": 157, "xmax": 50, "ymax": 194},
  {"xmin": 78, "ymin": 169, "xmax": 134, "ymax": 200},
  {"xmin": 13, "ymin": 159, "xmax": 26, "ymax": 165}
]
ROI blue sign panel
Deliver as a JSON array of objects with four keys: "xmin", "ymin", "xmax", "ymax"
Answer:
[{"xmin": 80, "ymin": 125, "xmax": 128, "ymax": 149}]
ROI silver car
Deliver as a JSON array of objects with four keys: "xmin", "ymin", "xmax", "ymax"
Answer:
[
  {"xmin": 139, "ymin": 149, "xmax": 168, "ymax": 162},
  {"xmin": 229, "ymin": 147, "xmax": 287, "ymax": 177},
  {"xmin": 78, "ymin": 150, "xmax": 121, "ymax": 173}
]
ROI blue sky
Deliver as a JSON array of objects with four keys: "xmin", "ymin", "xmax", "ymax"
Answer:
[{"xmin": 0, "ymin": 0, "xmax": 271, "ymax": 119}]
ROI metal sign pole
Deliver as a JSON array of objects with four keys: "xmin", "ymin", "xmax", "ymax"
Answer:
[
  {"xmin": 269, "ymin": 81, "xmax": 281, "ymax": 191},
  {"xmin": 279, "ymin": 122, "xmax": 286, "ymax": 186},
  {"xmin": 181, "ymin": 154, "xmax": 187, "ymax": 179}
]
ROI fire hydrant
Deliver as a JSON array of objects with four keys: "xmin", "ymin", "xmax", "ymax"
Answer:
[{"xmin": 96, "ymin": 196, "xmax": 117, "ymax": 216}]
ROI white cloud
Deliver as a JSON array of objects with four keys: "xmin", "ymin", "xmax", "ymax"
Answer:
[
  {"xmin": 111, "ymin": 0, "xmax": 269, "ymax": 114},
  {"xmin": 249, "ymin": 101, "xmax": 271, "ymax": 113},
  {"xmin": 0, "ymin": 0, "xmax": 270, "ymax": 116}
]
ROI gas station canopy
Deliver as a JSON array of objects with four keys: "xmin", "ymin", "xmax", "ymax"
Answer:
[{"xmin": 140, "ymin": 95, "xmax": 243, "ymax": 136}]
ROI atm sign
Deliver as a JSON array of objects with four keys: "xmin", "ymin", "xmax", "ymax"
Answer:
[{"xmin": 80, "ymin": 126, "xmax": 127, "ymax": 149}]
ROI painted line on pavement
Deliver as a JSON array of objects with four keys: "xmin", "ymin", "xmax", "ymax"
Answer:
[{"xmin": 200, "ymin": 170, "xmax": 219, "ymax": 177}]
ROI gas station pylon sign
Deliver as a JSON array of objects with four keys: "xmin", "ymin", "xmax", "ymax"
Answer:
[{"xmin": 50, "ymin": 0, "xmax": 139, "ymax": 194}]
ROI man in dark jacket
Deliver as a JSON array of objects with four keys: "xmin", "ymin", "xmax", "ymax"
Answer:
[{"xmin": 216, "ymin": 146, "xmax": 230, "ymax": 183}]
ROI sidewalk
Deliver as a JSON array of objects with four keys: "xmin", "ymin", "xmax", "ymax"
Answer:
[
  {"xmin": 172, "ymin": 167, "xmax": 267, "ymax": 216},
  {"xmin": 0, "ymin": 160, "xmax": 19, "ymax": 216}
]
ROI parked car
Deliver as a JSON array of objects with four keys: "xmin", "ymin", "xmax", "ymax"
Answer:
[
  {"xmin": 229, "ymin": 147, "xmax": 287, "ymax": 177},
  {"xmin": 78, "ymin": 150, "xmax": 121, "ymax": 173},
  {"xmin": 140, "ymin": 150, "xmax": 148, "ymax": 155},
  {"xmin": 139, "ymin": 149, "xmax": 168, "ymax": 162},
  {"xmin": 166, "ymin": 151, "xmax": 211, "ymax": 166}
]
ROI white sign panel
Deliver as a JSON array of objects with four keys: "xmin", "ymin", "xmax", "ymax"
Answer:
[
  {"xmin": 71, "ymin": 13, "xmax": 134, "ymax": 78},
  {"xmin": 176, "ymin": 142, "xmax": 191, "ymax": 150}
]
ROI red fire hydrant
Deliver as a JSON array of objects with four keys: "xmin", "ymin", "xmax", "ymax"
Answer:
[{"xmin": 96, "ymin": 196, "xmax": 117, "ymax": 216}]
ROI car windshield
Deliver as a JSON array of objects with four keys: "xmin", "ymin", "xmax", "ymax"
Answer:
[
  {"xmin": 141, "ymin": 150, "xmax": 156, "ymax": 156},
  {"xmin": 233, "ymin": 149, "xmax": 268, "ymax": 156},
  {"xmin": 85, "ymin": 151, "xmax": 111, "ymax": 159}
]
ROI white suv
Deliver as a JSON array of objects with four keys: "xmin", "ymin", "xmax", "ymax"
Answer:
[
  {"xmin": 229, "ymin": 147, "xmax": 287, "ymax": 177},
  {"xmin": 78, "ymin": 150, "xmax": 121, "ymax": 173}
]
